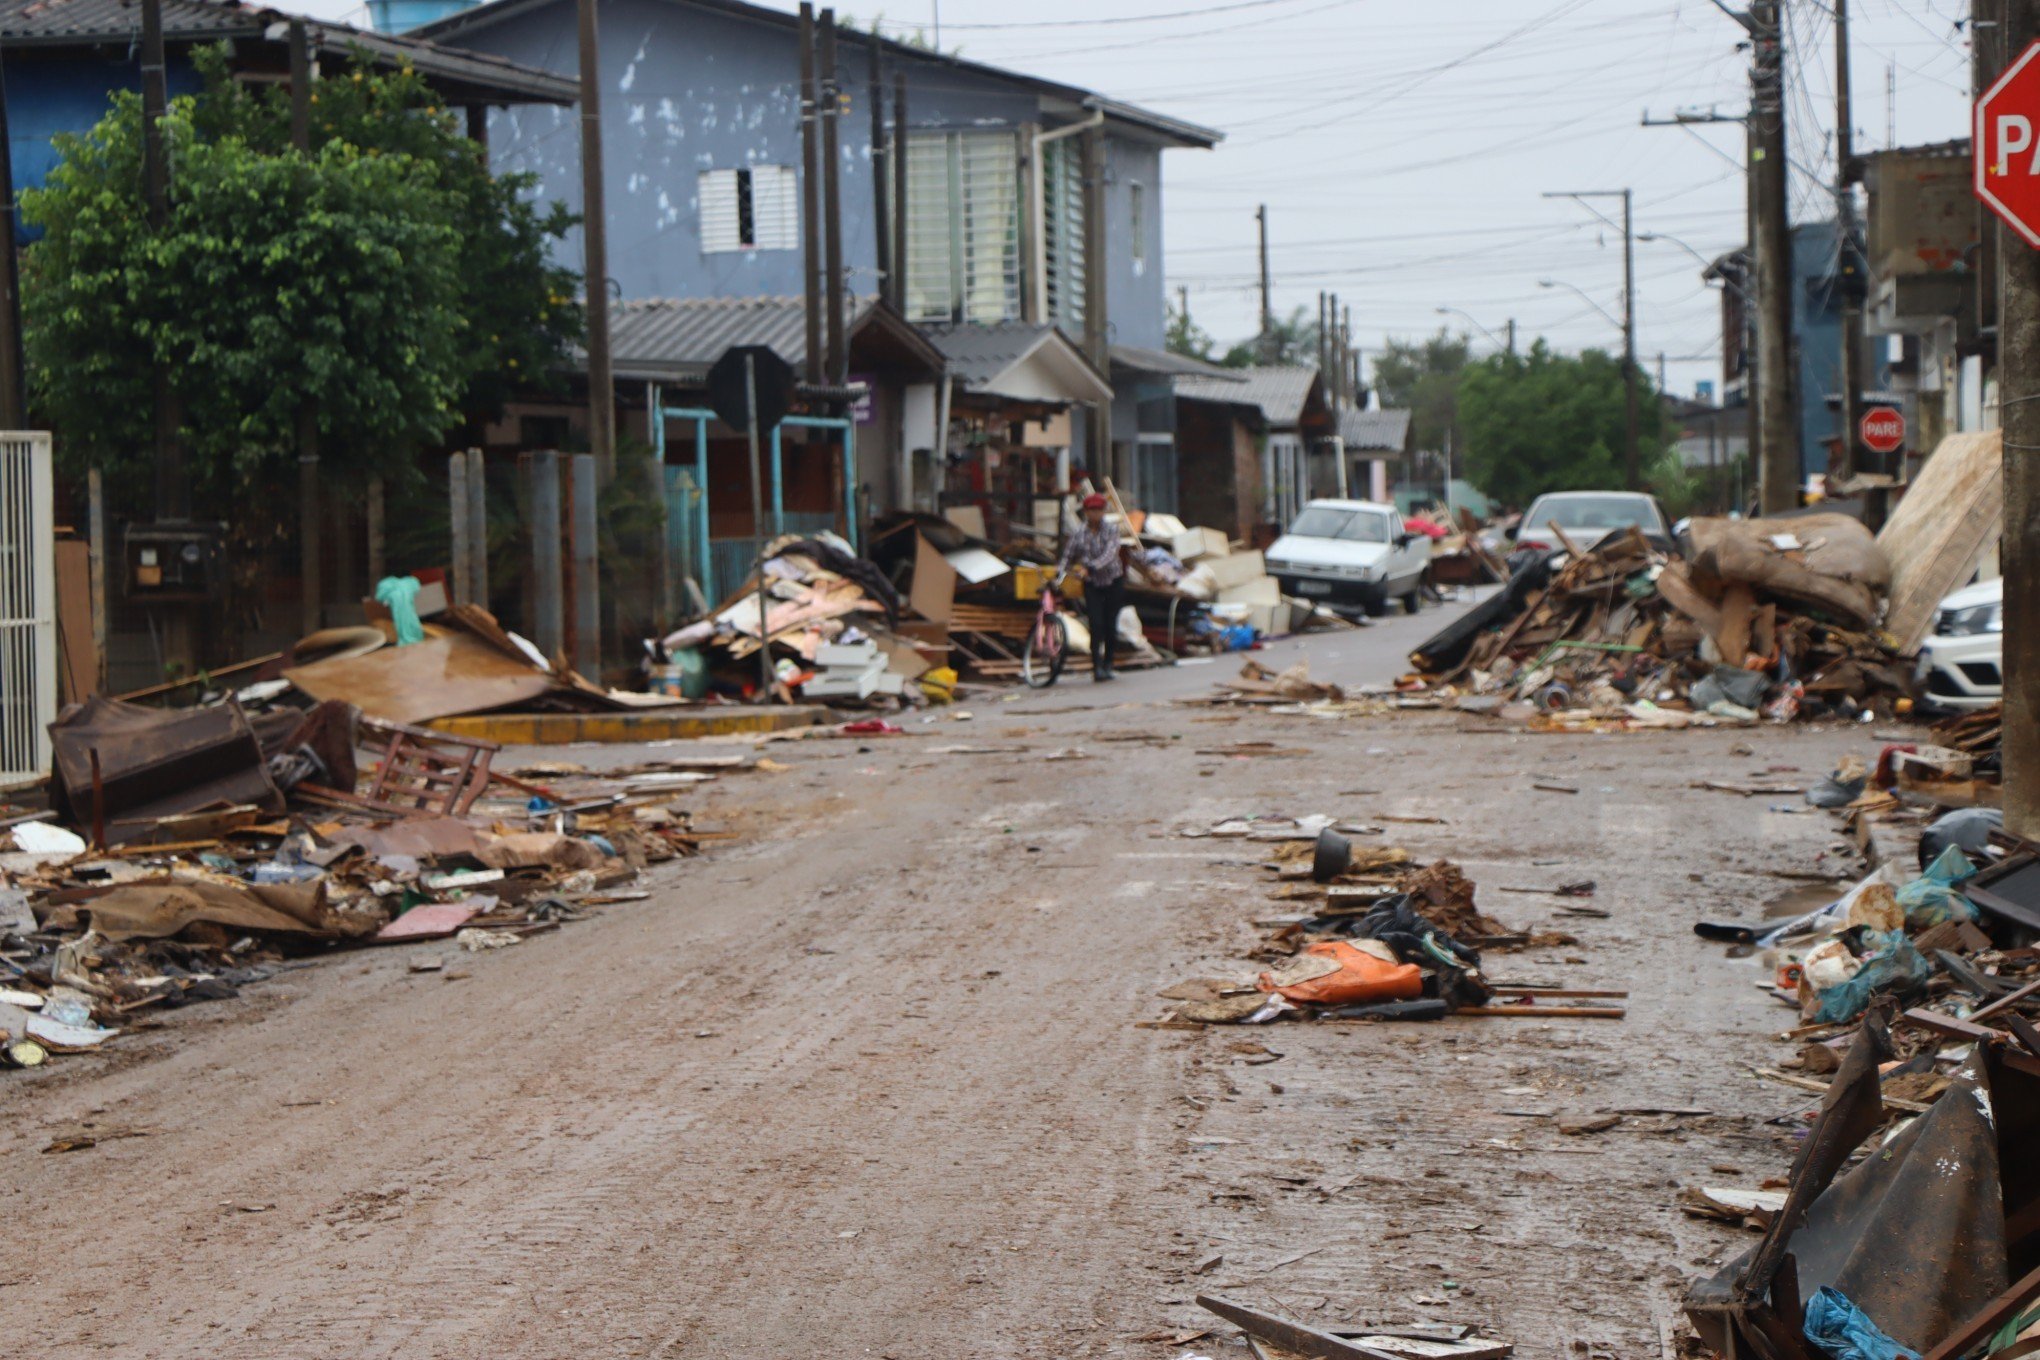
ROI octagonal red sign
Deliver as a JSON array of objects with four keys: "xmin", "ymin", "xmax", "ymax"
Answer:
[
  {"xmin": 1978, "ymin": 40, "xmax": 2040, "ymax": 247},
  {"xmin": 1860, "ymin": 406, "xmax": 1905, "ymax": 455}
]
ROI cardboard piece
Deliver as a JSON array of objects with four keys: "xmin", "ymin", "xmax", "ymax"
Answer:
[
  {"xmin": 1203, "ymin": 549, "xmax": 1269, "ymax": 592},
  {"xmin": 1173, "ymin": 527, "xmax": 1232, "ymax": 562},
  {"xmin": 1219, "ymin": 576, "xmax": 1282, "ymax": 606},
  {"xmin": 1877, "ymin": 429, "xmax": 2005, "ymax": 652},
  {"xmin": 943, "ymin": 505, "xmax": 988, "ymax": 539},
  {"xmin": 910, "ymin": 535, "xmax": 956, "ymax": 624}
]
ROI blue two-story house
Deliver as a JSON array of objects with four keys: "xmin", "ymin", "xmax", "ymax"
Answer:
[{"xmin": 414, "ymin": 0, "xmax": 1220, "ymax": 522}]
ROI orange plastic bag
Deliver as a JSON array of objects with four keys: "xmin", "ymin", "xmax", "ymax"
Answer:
[{"xmin": 1257, "ymin": 940, "xmax": 1423, "ymax": 1007}]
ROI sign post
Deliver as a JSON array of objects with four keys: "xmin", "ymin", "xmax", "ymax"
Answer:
[
  {"xmin": 707, "ymin": 345, "xmax": 797, "ymax": 701},
  {"xmin": 1977, "ymin": 36, "xmax": 2040, "ymax": 841}
]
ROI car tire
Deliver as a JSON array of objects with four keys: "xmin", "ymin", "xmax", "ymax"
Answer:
[
  {"xmin": 1401, "ymin": 589, "xmax": 1421, "ymax": 615},
  {"xmin": 1363, "ymin": 594, "xmax": 1388, "ymax": 618}
]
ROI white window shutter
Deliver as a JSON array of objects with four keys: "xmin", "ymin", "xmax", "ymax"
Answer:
[
  {"xmin": 699, "ymin": 169, "xmax": 742, "ymax": 253},
  {"xmin": 751, "ymin": 166, "xmax": 800, "ymax": 251}
]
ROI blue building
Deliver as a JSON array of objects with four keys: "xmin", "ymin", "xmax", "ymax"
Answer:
[{"xmin": 415, "ymin": 0, "xmax": 1220, "ymax": 512}]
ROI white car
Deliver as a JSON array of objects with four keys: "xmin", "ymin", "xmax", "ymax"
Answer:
[
  {"xmin": 1512, "ymin": 491, "xmax": 1676, "ymax": 557},
  {"xmin": 1264, "ymin": 499, "xmax": 1432, "ymax": 616},
  {"xmin": 1915, "ymin": 577, "xmax": 2003, "ymax": 712}
]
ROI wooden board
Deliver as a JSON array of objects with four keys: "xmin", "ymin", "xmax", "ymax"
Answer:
[{"xmin": 1877, "ymin": 429, "xmax": 2003, "ymax": 652}]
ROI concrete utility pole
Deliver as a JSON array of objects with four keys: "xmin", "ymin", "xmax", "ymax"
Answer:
[
  {"xmin": 290, "ymin": 20, "xmax": 322, "ymax": 634},
  {"xmin": 1543, "ymin": 188, "xmax": 1639, "ymax": 488},
  {"xmin": 868, "ymin": 42, "xmax": 889, "ymax": 308},
  {"xmin": 1256, "ymin": 204, "xmax": 1273, "ymax": 360},
  {"xmin": 892, "ymin": 72, "xmax": 908, "ymax": 316},
  {"xmin": 1749, "ymin": 0, "xmax": 1799, "ymax": 512},
  {"xmin": 2000, "ymin": 0, "xmax": 2040, "ymax": 841},
  {"xmin": 1834, "ymin": 0, "xmax": 1882, "ymax": 526},
  {"xmin": 821, "ymin": 9, "xmax": 847, "ymax": 388},
  {"xmin": 577, "ymin": 0, "xmax": 615, "ymax": 481},
  {"xmin": 140, "ymin": 0, "xmax": 186, "ymax": 521}
]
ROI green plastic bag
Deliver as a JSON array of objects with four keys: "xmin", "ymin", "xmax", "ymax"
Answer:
[
  {"xmin": 1897, "ymin": 844, "xmax": 1980, "ymax": 932},
  {"xmin": 373, "ymin": 575, "xmax": 425, "ymax": 646}
]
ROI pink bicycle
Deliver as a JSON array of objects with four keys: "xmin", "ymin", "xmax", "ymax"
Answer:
[{"xmin": 1021, "ymin": 582, "xmax": 1070, "ymax": 688}]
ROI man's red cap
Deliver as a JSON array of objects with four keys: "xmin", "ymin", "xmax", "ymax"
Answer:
[{"xmin": 1081, "ymin": 493, "xmax": 1108, "ymax": 510}]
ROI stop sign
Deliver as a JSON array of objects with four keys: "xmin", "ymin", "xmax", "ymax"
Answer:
[
  {"xmin": 1860, "ymin": 405, "xmax": 1905, "ymax": 455},
  {"xmin": 1978, "ymin": 41, "xmax": 2040, "ymax": 246}
]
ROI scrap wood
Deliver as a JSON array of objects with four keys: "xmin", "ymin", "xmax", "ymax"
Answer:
[
  {"xmin": 1455, "ymin": 1004, "xmax": 1626, "ymax": 1019},
  {"xmin": 1750, "ymin": 1065, "xmax": 1932, "ymax": 1114},
  {"xmin": 1197, "ymin": 1295, "xmax": 1404, "ymax": 1360}
]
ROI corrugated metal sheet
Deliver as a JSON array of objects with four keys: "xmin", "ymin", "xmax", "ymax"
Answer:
[
  {"xmin": 1338, "ymin": 406, "xmax": 1411, "ymax": 452},
  {"xmin": 0, "ymin": 0, "xmax": 577, "ymax": 104},
  {"xmin": 1174, "ymin": 364, "xmax": 1319, "ymax": 427},
  {"xmin": 917, "ymin": 319, "xmax": 1054, "ymax": 387},
  {"xmin": 604, "ymin": 294, "xmax": 874, "ymax": 378},
  {"xmin": 1110, "ymin": 343, "xmax": 1242, "ymax": 381}
]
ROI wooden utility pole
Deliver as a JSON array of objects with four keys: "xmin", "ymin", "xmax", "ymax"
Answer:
[
  {"xmin": 1256, "ymin": 204, "xmax": 1273, "ymax": 360},
  {"xmin": 1834, "ymin": 0, "xmax": 1878, "ymax": 524},
  {"xmin": 799, "ymin": 4, "xmax": 823, "ymax": 383},
  {"xmin": 2000, "ymin": 0, "xmax": 2040, "ymax": 840},
  {"xmin": 891, "ymin": 72, "xmax": 908, "ymax": 316},
  {"xmin": 820, "ymin": 9, "xmax": 846, "ymax": 387},
  {"xmin": 1749, "ymin": 0, "xmax": 1799, "ymax": 511},
  {"xmin": 290, "ymin": 20, "xmax": 322, "ymax": 633},
  {"xmin": 577, "ymin": 0, "xmax": 615, "ymax": 481},
  {"xmin": 1620, "ymin": 187, "xmax": 1639, "ymax": 490}
]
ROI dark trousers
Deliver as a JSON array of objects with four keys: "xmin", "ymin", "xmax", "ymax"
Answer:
[{"xmin": 1084, "ymin": 575, "xmax": 1125, "ymax": 673}]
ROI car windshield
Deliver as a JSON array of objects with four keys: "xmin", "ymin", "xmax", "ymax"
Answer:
[
  {"xmin": 1288, "ymin": 507, "xmax": 1390, "ymax": 543},
  {"xmin": 1526, "ymin": 495, "xmax": 1662, "ymax": 533}
]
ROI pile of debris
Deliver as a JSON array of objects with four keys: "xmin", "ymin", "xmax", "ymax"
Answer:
[
  {"xmin": 1406, "ymin": 515, "xmax": 1909, "ymax": 727},
  {"xmin": 0, "ymin": 696, "xmax": 739, "ymax": 1071},
  {"xmin": 1150, "ymin": 819, "xmax": 1618, "ymax": 1029}
]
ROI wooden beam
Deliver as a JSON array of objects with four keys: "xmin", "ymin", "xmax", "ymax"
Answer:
[{"xmin": 1197, "ymin": 1296, "xmax": 1403, "ymax": 1360}]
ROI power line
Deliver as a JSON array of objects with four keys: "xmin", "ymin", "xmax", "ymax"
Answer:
[{"xmin": 922, "ymin": 0, "xmax": 1332, "ymax": 30}]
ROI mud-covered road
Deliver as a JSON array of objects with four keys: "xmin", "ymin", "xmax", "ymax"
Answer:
[{"xmin": 3, "ymin": 604, "xmax": 1886, "ymax": 1358}]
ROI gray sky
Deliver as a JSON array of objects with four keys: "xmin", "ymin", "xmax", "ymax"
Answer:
[{"xmin": 276, "ymin": 0, "xmax": 1973, "ymax": 399}]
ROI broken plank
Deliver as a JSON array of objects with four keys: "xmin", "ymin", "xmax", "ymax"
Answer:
[
  {"xmin": 1454, "ymin": 1005, "xmax": 1627, "ymax": 1019},
  {"xmin": 1197, "ymin": 1295, "xmax": 1404, "ymax": 1360}
]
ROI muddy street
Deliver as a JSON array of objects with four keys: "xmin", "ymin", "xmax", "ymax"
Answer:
[{"xmin": 0, "ymin": 610, "xmax": 1882, "ymax": 1360}]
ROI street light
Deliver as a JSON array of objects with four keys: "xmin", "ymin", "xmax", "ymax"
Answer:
[
  {"xmin": 1638, "ymin": 231, "xmax": 1750, "ymax": 302},
  {"xmin": 1434, "ymin": 306, "xmax": 1515, "ymax": 355},
  {"xmin": 1538, "ymin": 278, "xmax": 1623, "ymax": 332},
  {"xmin": 1543, "ymin": 188, "xmax": 1638, "ymax": 490}
]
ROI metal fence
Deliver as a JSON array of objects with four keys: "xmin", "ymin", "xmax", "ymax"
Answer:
[{"xmin": 0, "ymin": 433, "xmax": 55, "ymax": 782}]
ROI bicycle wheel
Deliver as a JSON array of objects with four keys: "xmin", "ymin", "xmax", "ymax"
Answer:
[{"xmin": 1020, "ymin": 613, "xmax": 1068, "ymax": 688}]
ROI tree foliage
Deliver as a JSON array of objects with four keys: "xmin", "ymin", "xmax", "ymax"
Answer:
[
  {"xmin": 22, "ymin": 47, "xmax": 579, "ymax": 496},
  {"xmin": 1455, "ymin": 340, "xmax": 1666, "ymax": 507},
  {"xmin": 1166, "ymin": 295, "xmax": 1216, "ymax": 362},
  {"xmin": 1371, "ymin": 328, "xmax": 1470, "ymax": 457},
  {"xmin": 1220, "ymin": 305, "xmax": 1319, "ymax": 369}
]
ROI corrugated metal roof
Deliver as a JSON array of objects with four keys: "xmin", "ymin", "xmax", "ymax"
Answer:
[
  {"xmin": 1338, "ymin": 406, "xmax": 1410, "ymax": 452},
  {"xmin": 0, "ymin": 0, "xmax": 577, "ymax": 104},
  {"xmin": 594, "ymin": 294, "xmax": 943, "ymax": 384},
  {"xmin": 1109, "ymin": 342, "xmax": 1242, "ymax": 381},
  {"xmin": 1174, "ymin": 364, "xmax": 1319, "ymax": 426},
  {"xmin": 919, "ymin": 320, "xmax": 1057, "ymax": 387}
]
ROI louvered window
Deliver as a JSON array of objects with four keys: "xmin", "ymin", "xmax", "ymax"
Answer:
[
  {"xmin": 901, "ymin": 131, "xmax": 1020, "ymax": 324},
  {"xmin": 1042, "ymin": 137, "xmax": 1086, "ymax": 333},
  {"xmin": 700, "ymin": 166, "xmax": 799, "ymax": 253}
]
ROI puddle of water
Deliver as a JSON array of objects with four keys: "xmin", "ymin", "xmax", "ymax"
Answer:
[{"xmin": 1763, "ymin": 881, "xmax": 1847, "ymax": 918}]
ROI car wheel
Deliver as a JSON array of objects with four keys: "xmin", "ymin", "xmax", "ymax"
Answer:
[
  {"xmin": 1401, "ymin": 589, "xmax": 1421, "ymax": 614},
  {"xmin": 1363, "ymin": 594, "xmax": 1388, "ymax": 618}
]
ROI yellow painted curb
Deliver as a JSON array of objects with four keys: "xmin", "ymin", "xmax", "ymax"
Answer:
[{"xmin": 428, "ymin": 705, "xmax": 828, "ymax": 745}]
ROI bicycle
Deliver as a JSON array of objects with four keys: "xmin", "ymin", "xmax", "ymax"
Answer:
[{"xmin": 1020, "ymin": 579, "xmax": 1070, "ymax": 688}]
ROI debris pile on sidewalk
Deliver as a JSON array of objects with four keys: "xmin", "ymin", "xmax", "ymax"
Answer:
[
  {"xmin": 1403, "ymin": 516, "xmax": 1910, "ymax": 728},
  {"xmin": 1150, "ymin": 820, "xmax": 1620, "ymax": 1028},
  {"xmin": 0, "ymin": 698, "xmax": 740, "ymax": 1072}
]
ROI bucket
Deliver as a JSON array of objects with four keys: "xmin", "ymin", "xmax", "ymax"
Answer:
[{"xmin": 650, "ymin": 648, "xmax": 708, "ymax": 700}]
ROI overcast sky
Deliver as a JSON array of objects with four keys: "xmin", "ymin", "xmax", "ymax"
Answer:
[{"xmin": 277, "ymin": 0, "xmax": 1973, "ymax": 399}]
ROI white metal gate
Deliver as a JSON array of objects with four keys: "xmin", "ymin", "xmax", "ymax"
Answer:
[{"xmin": 0, "ymin": 432, "xmax": 55, "ymax": 784}]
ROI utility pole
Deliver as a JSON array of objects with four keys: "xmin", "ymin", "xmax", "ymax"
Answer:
[
  {"xmin": 577, "ymin": 0, "xmax": 615, "ymax": 481},
  {"xmin": 1544, "ymin": 188, "xmax": 1639, "ymax": 488},
  {"xmin": 1999, "ymin": 0, "xmax": 2040, "ymax": 841},
  {"xmin": 1506, "ymin": 317, "xmax": 1517, "ymax": 356},
  {"xmin": 1256, "ymin": 204, "xmax": 1273, "ymax": 360},
  {"xmin": 799, "ymin": 5, "xmax": 823, "ymax": 381},
  {"xmin": 891, "ymin": 72, "xmax": 908, "ymax": 317},
  {"xmin": 290, "ymin": 20, "xmax": 321, "ymax": 633},
  {"xmin": 1749, "ymin": 0, "xmax": 1799, "ymax": 512},
  {"xmin": 140, "ymin": 0, "xmax": 185, "ymax": 521},
  {"xmin": 820, "ymin": 9, "xmax": 846, "ymax": 387},
  {"xmin": 1835, "ymin": 0, "xmax": 1878, "ymax": 524}
]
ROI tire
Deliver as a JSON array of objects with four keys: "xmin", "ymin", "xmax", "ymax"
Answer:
[
  {"xmin": 1021, "ymin": 614, "xmax": 1069, "ymax": 688},
  {"xmin": 1363, "ymin": 593, "xmax": 1389, "ymax": 618},
  {"xmin": 1401, "ymin": 589, "xmax": 1422, "ymax": 615}
]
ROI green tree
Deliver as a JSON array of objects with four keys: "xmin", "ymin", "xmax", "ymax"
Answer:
[
  {"xmin": 1371, "ymin": 328, "xmax": 1470, "ymax": 458},
  {"xmin": 1455, "ymin": 340, "xmax": 1665, "ymax": 506},
  {"xmin": 22, "ymin": 47, "xmax": 579, "ymax": 497},
  {"xmin": 1166, "ymin": 295, "xmax": 1215, "ymax": 362},
  {"xmin": 1220, "ymin": 305, "xmax": 1319, "ymax": 368}
]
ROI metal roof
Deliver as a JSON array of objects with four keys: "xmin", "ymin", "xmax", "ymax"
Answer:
[
  {"xmin": 918, "ymin": 320, "xmax": 1110, "ymax": 402},
  {"xmin": 1174, "ymin": 364, "xmax": 1321, "ymax": 427},
  {"xmin": 0, "ymin": 0, "xmax": 579, "ymax": 105},
  {"xmin": 1337, "ymin": 406, "xmax": 1411, "ymax": 453},
  {"xmin": 415, "ymin": 0, "xmax": 1221, "ymax": 148},
  {"xmin": 594, "ymin": 293, "xmax": 943, "ymax": 381},
  {"xmin": 1109, "ymin": 342, "xmax": 1242, "ymax": 381}
]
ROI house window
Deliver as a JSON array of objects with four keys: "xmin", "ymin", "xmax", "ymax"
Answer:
[
  {"xmin": 901, "ymin": 130, "xmax": 1021, "ymax": 324},
  {"xmin": 700, "ymin": 166, "xmax": 799, "ymax": 253},
  {"xmin": 1129, "ymin": 181, "xmax": 1146, "ymax": 268},
  {"xmin": 1042, "ymin": 137, "xmax": 1087, "ymax": 333}
]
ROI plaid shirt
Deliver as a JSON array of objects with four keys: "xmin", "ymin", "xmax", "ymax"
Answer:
[{"xmin": 1058, "ymin": 519, "xmax": 1125, "ymax": 586}]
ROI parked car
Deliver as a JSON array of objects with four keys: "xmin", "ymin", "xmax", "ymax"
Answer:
[
  {"xmin": 1512, "ymin": 491, "xmax": 1676, "ymax": 556},
  {"xmin": 1265, "ymin": 498, "xmax": 1432, "ymax": 616},
  {"xmin": 1915, "ymin": 576, "xmax": 2003, "ymax": 712}
]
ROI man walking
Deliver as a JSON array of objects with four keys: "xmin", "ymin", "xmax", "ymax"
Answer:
[{"xmin": 1057, "ymin": 492, "xmax": 1130, "ymax": 682}]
